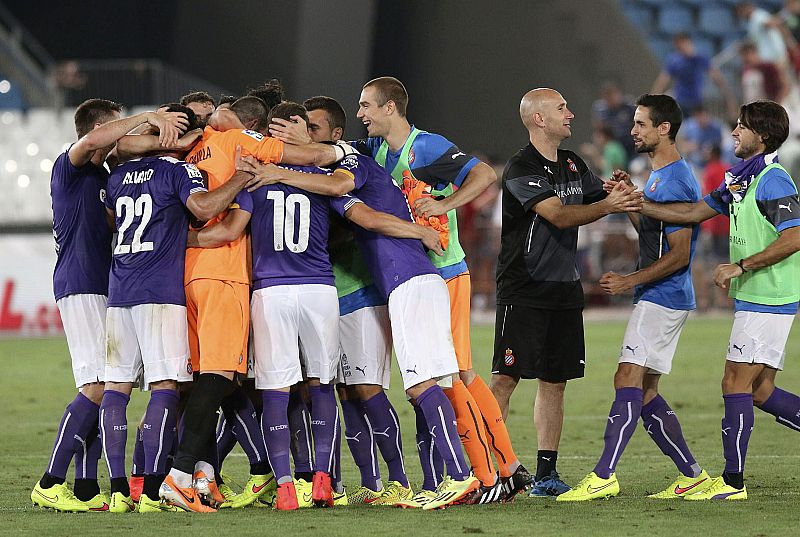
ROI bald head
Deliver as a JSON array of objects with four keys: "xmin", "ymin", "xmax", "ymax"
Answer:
[
  {"xmin": 520, "ymin": 88, "xmax": 563, "ymax": 129},
  {"xmin": 519, "ymin": 88, "xmax": 574, "ymax": 147}
]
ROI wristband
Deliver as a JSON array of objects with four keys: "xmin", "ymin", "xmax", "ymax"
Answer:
[{"xmin": 736, "ymin": 259, "xmax": 747, "ymax": 273}]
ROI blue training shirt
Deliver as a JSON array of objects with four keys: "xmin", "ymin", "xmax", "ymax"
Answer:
[{"xmin": 635, "ymin": 159, "xmax": 701, "ymax": 310}]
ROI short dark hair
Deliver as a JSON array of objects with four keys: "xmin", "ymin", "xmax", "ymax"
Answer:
[
  {"xmin": 268, "ymin": 101, "xmax": 309, "ymax": 125},
  {"xmin": 739, "ymin": 100, "xmax": 789, "ymax": 153},
  {"xmin": 303, "ymin": 95, "xmax": 347, "ymax": 133},
  {"xmin": 230, "ymin": 96, "xmax": 269, "ymax": 132},
  {"xmin": 74, "ymin": 98, "xmax": 122, "ymax": 138},
  {"xmin": 163, "ymin": 103, "xmax": 199, "ymax": 132},
  {"xmin": 363, "ymin": 76, "xmax": 408, "ymax": 117},
  {"xmin": 635, "ymin": 93, "xmax": 683, "ymax": 141},
  {"xmin": 247, "ymin": 79, "xmax": 285, "ymax": 111},
  {"xmin": 218, "ymin": 94, "xmax": 238, "ymax": 107},
  {"xmin": 180, "ymin": 91, "xmax": 215, "ymax": 108}
]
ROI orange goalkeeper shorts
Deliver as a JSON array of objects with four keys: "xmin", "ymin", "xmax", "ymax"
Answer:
[{"xmin": 186, "ymin": 279, "xmax": 249, "ymax": 374}]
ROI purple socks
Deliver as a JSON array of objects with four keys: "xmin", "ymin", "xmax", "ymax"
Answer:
[
  {"xmin": 416, "ymin": 385, "xmax": 468, "ymax": 481},
  {"xmin": 414, "ymin": 403, "xmax": 444, "ymax": 491},
  {"xmin": 758, "ymin": 387, "xmax": 800, "ymax": 432},
  {"xmin": 100, "ymin": 390, "xmax": 130, "ymax": 480},
  {"xmin": 594, "ymin": 387, "xmax": 643, "ymax": 479},
  {"xmin": 722, "ymin": 393, "xmax": 754, "ymax": 475},
  {"xmin": 288, "ymin": 390, "xmax": 313, "ymax": 474},
  {"xmin": 641, "ymin": 394, "xmax": 700, "ymax": 477},
  {"xmin": 261, "ymin": 390, "xmax": 292, "ymax": 484},
  {"xmin": 363, "ymin": 391, "xmax": 408, "ymax": 487},
  {"xmin": 309, "ymin": 384, "xmax": 340, "ymax": 474},
  {"xmin": 46, "ymin": 393, "xmax": 100, "ymax": 480},
  {"xmin": 142, "ymin": 389, "xmax": 178, "ymax": 477},
  {"xmin": 341, "ymin": 399, "xmax": 382, "ymax": 490}
]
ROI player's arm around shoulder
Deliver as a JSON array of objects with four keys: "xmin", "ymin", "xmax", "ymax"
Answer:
[
  {"xmin": 344, "ymin": 201, "xmax": 444, "ymax": 256},
  {"xmin": 187, "ymin": 207, "xmax": 251, "ymax": 248},
  {"xmin": 184, "ymin": 151, "xmax": 250, "ymax": 222}
]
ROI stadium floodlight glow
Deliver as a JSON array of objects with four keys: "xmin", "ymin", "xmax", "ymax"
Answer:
[
  {"xmin": 1, "ymin": 112, "xmax": 13, "ymax": 125},
  {"xmin": 40, "ymin": 158, "xmax": 53, "ymax": 172},
  {"xmin": 17, "ymin": 174, "xmax": 30, "ymax": 188},
  {"xmin": 0, "ymin": 80, "xmax": 9, "ymax": 94},
  {"xmin": 26, "ymin": 142, "xmax": 39, "ymax": 156},
  {"xmin": 5, "ymin": 159, "xmax": 18, "ymax": 173}
]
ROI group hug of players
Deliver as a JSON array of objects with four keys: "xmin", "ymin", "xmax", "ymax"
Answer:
[
  {"xmin": 32, "ymin": 77, "xmax": 535, "ymax": 513},
  {"xmin": 31, "ymin": 74, "xmax": 800, "ymax": 514}
]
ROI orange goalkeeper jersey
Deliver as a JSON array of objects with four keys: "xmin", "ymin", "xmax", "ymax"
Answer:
[{"xmin": 184, "ymin": 127, "xmax": 284, "ymax": 284}]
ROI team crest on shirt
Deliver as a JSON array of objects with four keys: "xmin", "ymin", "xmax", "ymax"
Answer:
[
  {"xmin": 99, "ymin": 188, "xmax": 106, "ymax": 203},
  {"xmin": 504, "ymin": 348, "xmax": 515, "ymax": 366},
  {"xmin": 408, "ymin": 148, "xmax": 415, "ymax": 165},
  {"xmin": 567, "ymin": 158, "xmax": 578, "ymax": 173},
  {"xmin": 649, "ymin": 177, "xmax": 661, "ymax": 192}
]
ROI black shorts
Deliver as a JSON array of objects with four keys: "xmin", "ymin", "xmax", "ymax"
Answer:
[{"xmin": 491, "ymin": 304, "xmax": 585, "ymax": 382}]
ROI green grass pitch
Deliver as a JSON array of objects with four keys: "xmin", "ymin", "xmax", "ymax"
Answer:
[{"xmin": 1, "ymin": 316, "xmax": 798, "ymax": 536}]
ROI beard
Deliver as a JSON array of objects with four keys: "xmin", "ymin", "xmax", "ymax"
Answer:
[{"xmin": 635, "ymin": 141, "xmax": 657, "ymax": 153}]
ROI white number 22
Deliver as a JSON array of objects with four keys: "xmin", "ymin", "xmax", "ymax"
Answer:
[{"xmin": 114, "ymin": 194, "xmax": 154, "ymax": 255}]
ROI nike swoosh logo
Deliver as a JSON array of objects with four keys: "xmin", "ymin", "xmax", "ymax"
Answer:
[
  {"xmin": 675, "ymin": 478, "xmax": 707, "ymax": 495},
  {"xmin": 90, "ymin": 502, "xmax": 110, "ymax": 511},
  {"xmin": 35, "ymin": 490, "xmax": 58, "ymax": 503},
  {"xmin": 252, "ymin": 477, "xmax": 274, "ymax": 494},
  {"xmin": 176, "ymin": 486, "xmax": 197, "ymax": 506},
  {"xmin": 587, "ymin": 482, "xmax": 616, "ymax": 494}
]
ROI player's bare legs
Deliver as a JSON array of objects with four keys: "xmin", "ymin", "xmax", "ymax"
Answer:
[
  {"xmin": 534, "ymin": 380, "xmax": 565, "ymax": 452},
  {"xmin": 489, "ymin": 373, "xmax": 519, "ymax": 421}
]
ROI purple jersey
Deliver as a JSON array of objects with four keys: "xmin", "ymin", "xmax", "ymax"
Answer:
[
  {"xmin": 335, "ymin": 154, "xmax": 437, "ymax": 298},
  {"xmin": 51, "ymin": 148, "xmax": 113, "ymax": 300},
  {"xmin": 105, "ymin": 156, "xmax": 207, "ymax": 307},
  {"xmin": 248, "ymin": 165, "xmax": 349, "ymax": 290}
]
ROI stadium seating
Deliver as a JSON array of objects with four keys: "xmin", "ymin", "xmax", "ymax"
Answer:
[
  {"xmin": 0, "ymin": 108, "xmax": 79, "ymax": 223},
  {"xmin": 622, "ymin": 0, "xmax": 773, "ymax": 60},
  {"xmin": 698, "ymin": 4, "xmax": 736, "ymax": 38},
  {"xmin": 657, "ymin": 5, "xmax": 694, "ymax": 35}
]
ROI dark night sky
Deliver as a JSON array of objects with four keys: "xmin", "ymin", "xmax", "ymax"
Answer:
[{"xmin": 6, "ymin": 1, "xmax": 179, "ymax": 60}]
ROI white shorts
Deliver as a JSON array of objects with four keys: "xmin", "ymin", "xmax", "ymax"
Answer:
[
  {"xmin": 251, "ymin": 285, "xmax": 340, "ymax": 390},
  {"xmin": 57, "ymin": 294, "xmax": 108, "ymax": 388},
  {"xmin": 726, "ymin": 310, "xmax": 795, "ymax": 370},
  {"xmin": 105, "ymin": 304, "xmax": 192, "ymax": 387},
  {"xmin": 388, "ymin": 274, "xmax": 458, "ymax": 390},
  {"xmin": 339, "ymin": 305, "xmax": 392, "ymax": 389},
  {"xmin": 618, "ymin": 300, "xmax": 689, "ymax": 375}
]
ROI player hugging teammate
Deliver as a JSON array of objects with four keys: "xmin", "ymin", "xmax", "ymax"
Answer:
[{"xmin": 32, "ymin": 77, "xmax": 800, "ymax": 515}]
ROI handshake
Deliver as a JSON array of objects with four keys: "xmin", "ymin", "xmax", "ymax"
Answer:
[{"xmin": 601, "ymin": 169, "xmax": 643, "ymax": 214}]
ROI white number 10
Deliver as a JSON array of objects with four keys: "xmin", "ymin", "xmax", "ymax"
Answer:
[
  {"xmin": 114, "ymin": 194, "xmax": 154, "ymax": 255},
  {"xmin": 267, "ymin": 191, "xmax": 310, "ymax": 253}
]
